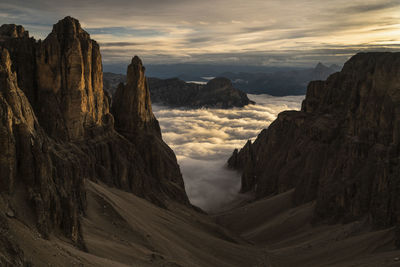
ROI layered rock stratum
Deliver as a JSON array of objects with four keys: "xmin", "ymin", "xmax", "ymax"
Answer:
[{"xmin": 228, "ymin": 52, "xmax": 400, "ymax": 243}]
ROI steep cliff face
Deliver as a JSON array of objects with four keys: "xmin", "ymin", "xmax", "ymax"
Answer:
[
  {"xmin": 0, "ymin": 17, "xmax": 108, "ymax": 141},
  {"xmin": 111, "ymin": 56, "xmax": 189, "ymax": 206},
  {"xmin": 229, "ymin": 52, "xmax": 400, "ymax": 233},
  {"xmin": 36, "ymin": 16, "xmax": 108, "ymax": 141},
  {"xmin": 0, "ymin": 24, "xmax": 37, "ymax": 105},
  {"xmin": 0, "ymin": 17, "xmax": 191, "ymax": 254},
  {"xmin": 0, "ymin": 48, "xmax": 86, "ymax": 248},
  {"xmin": 112, "ymin": 56, "xmax": 160, "ymax": 136}
]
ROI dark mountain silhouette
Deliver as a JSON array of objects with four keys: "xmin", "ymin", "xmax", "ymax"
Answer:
[
  {"xmin": 104, "ymin": 73, "xmax": 254, "ymax": 108},
  {"xmin": 228, "ymin": 52, "xmax": 400, "ymax": 247},
  {"xmin": 221, "ymin": 62, "xmax": 340, "ymax": 96},
  {"xmin": 148, "ymin": 76, "xmax": 254, "ymax": 108}
]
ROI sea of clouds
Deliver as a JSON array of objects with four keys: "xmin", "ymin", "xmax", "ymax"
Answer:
[{"xmin": 153, "ymin": 94, "xmax": 304, "ymax": 212}]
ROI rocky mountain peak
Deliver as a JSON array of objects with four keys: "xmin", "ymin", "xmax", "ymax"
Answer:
[
  {"xmin": 0, "ymin": 18, "xmax": 192, "ymax": 255},
  {"xmin": 313, "ymin": 62, "xmax": 331, "ymax": 73},
  {"xmin": 0, "ymin": 24, "xmax": 29, "ymax": 39},
  {"xmin": 35, "ymin": 16, "xmax": 108, "ymax": 140},
  {"xmin": 229, "ymin": 52, "xmax": 400, "ymax": 241},
  {"xmin": 206, "ymin": 77, "xmax": 232, "ymax": 89},
  {"xmin": 311, "ymin": 62, "xmax": 336, "ymax": 81},
  {"xmin": 51, "ymin": 16, "xmax": 89, "ymax": 41},
  {"xmin": 329, "ymin": 63, "xmax": 341, "ymax": 72},
  {"xmin": 314, "ymin": 62, "xmax": 326, "ymax": 69},
  {"xmin": 303, "ymin": 52, "xmax": 400, "ymax": 115},
  {"xmin": 112, "ymin": 55, "xmax": 161, "ymax": 137},
  {"xmin": 144, "ymin": 75, "xmax": 254, "ymax": 108},
  {"xmin": 127, "ymin": 55, "xmax": 146, "ymax": 85}
]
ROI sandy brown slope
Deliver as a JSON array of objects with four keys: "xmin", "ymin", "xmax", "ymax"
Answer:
[
  {"xmin": 4, "ymin": 180, "xmax": 268, "ymax": 266},
  {"xmin": 216, "ymin": 190, "xmax": 400, "ymax": 267},
  {"xmin": 81, "ymin": 181, "xmax": 268, "ymax": 266}
]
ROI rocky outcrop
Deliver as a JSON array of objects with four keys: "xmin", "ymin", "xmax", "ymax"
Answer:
[
  {"xmin": 229, "ymin": 52, "xmax": 400, "ymax": 238},
  {"xmin": 0, "ymin": 48, "xmax": 86, "ymax": 247},
  {"xmin": 111, "ymin": 56, "xmax": 189, "ymax": 206},
  {"xmin": 148, "ymin": 76, "xmax": 254, "ymax": 108},
  {"xmin": 0, "ymin": 24, "xmax": 29, "ymax": 39},
  {"xmin": 0, "ymin": 24, "xmax": 37, "ymax": 106},
  {"xmin": 228, "ymin": 140, "xmax": 256, "ymax": 193},
  {"xmin": 35, "ymin": 16, "xmax": 108, "ymax": 141},
  {"xmin": 147, "ymin": 77, "xmax": 202, "ymax": 106},
  {"xmin": 0, "ymin": 17, "xmax": 108, "ymax": 141},
  {"xmin": 104, "ymin": 74, "xmax": 254, "ymax": 108},
  {"xmin": 0, "ymin": 17, "xmax": 191, "ymax": 253},
  {"xmin": 112, "ymin": 56, "xmax": 160, "ymax": 136}
]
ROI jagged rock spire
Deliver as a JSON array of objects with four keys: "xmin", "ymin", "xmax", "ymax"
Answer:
[
  {"xmin": 36, "ymin": 16, "xmax": 109, "ymax": 141},
  {"xmin": 112, "ymin": 55, "xmax": 161, "ymax": 137},
  {"xmin": 0, "ymin": 24, "xmax": 29, "ymax": 39}
]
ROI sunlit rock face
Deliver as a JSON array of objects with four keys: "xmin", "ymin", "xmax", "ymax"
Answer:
[
  {"xmin": 0, "ymin": 17, "xmax": 191, "ymax": 256},
  {"xmin": 229, "ymin": 52, "xmax": 400, "ymax": 237},
  {"xmin": 0, "ymin": 48, "xmax": 86, "ymax": 249},
  {"xmin": 36, "ymin": 16, "xmax": 108, "ymax": 141},
  {"xmin": 0, "ymin": 16, "xmax": 109, "ymax": 141}
]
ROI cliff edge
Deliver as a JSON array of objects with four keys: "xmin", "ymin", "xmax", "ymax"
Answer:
[{"xmin": 229, "ymin": 52, "xmax": 400, "ymax": 243}]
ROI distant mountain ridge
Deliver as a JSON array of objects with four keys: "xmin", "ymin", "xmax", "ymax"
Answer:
[
  {"xmin": 103, "ymin": 62, "xmax": 305, "ymax": 77},
  {"xmin": 104, "ymin": 62, "xmax": 340, "ymax": 98},
  {"xmin": 103, "ymin": 73, "xmax": 254, "ymax": 108},
  {"xmin": 221, "ymin": 62, "xmax": 341, "ymax": 96},
  {"xmin": 148, "ymin": 76, "xmax": 254, "ymax": 108}
]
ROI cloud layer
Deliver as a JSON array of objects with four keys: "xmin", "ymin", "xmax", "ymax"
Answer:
[
  {"xmin": 0, "ymin": 0, "xmax": 399, "ymax": 66},
  {"xmin": 153, "ymin": 94, "xmax": 304, "ymax": 212}
]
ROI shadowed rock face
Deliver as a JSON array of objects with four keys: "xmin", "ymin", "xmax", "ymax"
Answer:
[
  {"xmin": 148, "ymin": 76, "xmax": 254, "ymax": 108},
  {"xmin": 0, "ymin": 17, "xmax": 191, "ymax": 255},
  {"xmin": 0, "ymin": 24, "xmax": 29, "ymax": 39},
  {"xmin": 0, "ymin": 24, "xmax": 37, "ymax": 107},
  {"xmin": 112, "ymin": 56, "xmax": 161, "ymax": 137},
  {"xmin": 0, "ymin": 48, "xmax": 86, "ymax": 250},
  {"xmin": 103, "ymin": 73, "xmax": 254, "ymax": 108},
  {"xmin": 111, "ymin": 55, "xmax": 189, "ymax": 206},
  {"xmin": 229, "ymin": 52, "xmax": 400, "ymax": 236}
]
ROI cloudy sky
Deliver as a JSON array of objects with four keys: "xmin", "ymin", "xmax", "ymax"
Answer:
[{"xmin": 1, "ymin": 0, "xmax": 399, "ymax": 66}]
